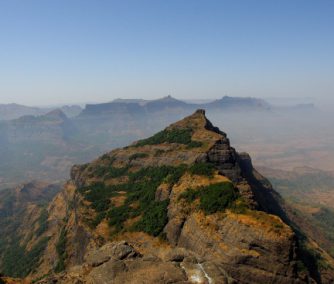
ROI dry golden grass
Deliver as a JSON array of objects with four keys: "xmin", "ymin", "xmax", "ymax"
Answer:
[
  {"xmin": 95, "ymin": 219, "xmax": 110, "ymax": 240},
  {"xmin": 172, "ymin": 172, "xmax": 231, "ymax": 197},
  {"xmin": 105, "ymin": 176, "xmax": 129, "ymax": 186},
  {"xmin": 113, "ymin": 231, "xmax": 171, "ymax": 258},
  {"xmin": 1, "ymin": 278, "xmax": 28, "ymax": 284},
  {"xmin": 111, "ymin": 193, "xmax": 126, "ymax": 207},
  {"xmin": 123, "ymin": 215, "xmax": 142, "ymax": 229},
  {"xmin": 226, "ymin": 210, "xmax": 292, "ymax": 238}
]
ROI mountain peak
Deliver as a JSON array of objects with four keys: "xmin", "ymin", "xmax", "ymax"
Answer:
[
  {"xmin": 44, "ymin": 109, "xmax": 68, "ymax": 121},
  {"xmin": 194, "ymin": 108, "xmax": 205, "ymax": 115},
  {"xmin": 51, "ymin": 110, "xmax": 316, "ymax": 283},
  {"xmin": 122, "ymin": 109, "xmax": 226, "ymax": 159},
  {"xmin": 160, "ymin": 95, "xmax": 177, "ymax": 101},
  {"xmin": 169, "ymin": 108, "xmax": 206, "ymax": 127},
  {"xmin": 168, "ymin": 108, "xmax": 225, "ymax": 137},
  {"xmin": 4, "ymin": 110, "xmax": 329, "ymax": 283}
]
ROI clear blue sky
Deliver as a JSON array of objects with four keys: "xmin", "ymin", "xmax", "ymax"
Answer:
[{"xmin": 0, "ymin": 0, "xmax": 333, "ymax": 105}]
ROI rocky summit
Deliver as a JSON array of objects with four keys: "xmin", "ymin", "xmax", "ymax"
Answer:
[{"xmin": 1, "ymin": 109, "xmax": 333, "ymax": 284}]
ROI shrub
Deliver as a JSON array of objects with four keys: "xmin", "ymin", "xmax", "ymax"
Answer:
[
  {"xmin": 0, "ymin": 236, "xmax": 49, "ymax": 277},
  {"xmin": 93, "ymin": 164, "xmax": 129, "ymax": 178},
  {"xmin": 179, "ymin": 188, "xmax": 198, "ymax": 203},
  {"xmin": 35, "ymin": 208, "xmax": 48, "ymax": 237},
  {"xmin": 135, "ymin": 128, "xmax": 202, "ymax": 148},
  {"xmin": 92, "ymin": 212, "xmax": 106, "ymax": 228},
  {"xmin": 189, "ymin": 162, "xmax": 215, "ymax": 177},
  {"xmin": 132, "ymin": 200, "xmax": 169, "ymax": 236},
  {"xmin": 179, "ymin": 182, "xmax": 238, "ymax": 214},
  {"xmin": 79, "ymin": 165, "xmax": 187, "ymax": 236},
  {"xmin": 55, "ymin": 228, "xmax": 67, "ymax": 272},
  {"xmin": 187, "ymin": 140, "xmax": 203, "ymax": 149},
  {"xmin": 105, "ymin": 165, "xmax": 130, "ymax": 179},
  {"xmin": 164, "ymin": 164, "xmax": 187, "ymax": 184},
  {"xmin": 107, "ymin": 205, "xmax": 131, "ymax": 232},
  {"xmin": 25, "ymin": 237, "xmax": 49, "ymax": 272},
  {"xmin": 199, "ymin": 183, "xmax": 237, "ymax": 214},
  {"xmin": 231, "ymin": 198, "xmax": 248, "ymax": 214},
  {"xmin": 93, "ymin": 165, "xmax": 108, "ymax": 177}
]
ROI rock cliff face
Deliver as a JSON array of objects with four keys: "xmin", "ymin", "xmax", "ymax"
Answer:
[{"xmin": 4, "ymin": 109, "xmax": 333, "ymax": 283}]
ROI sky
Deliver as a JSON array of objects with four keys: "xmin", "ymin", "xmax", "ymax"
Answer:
[{"xmin": 0, "ymin": 0, "xmax": 333, "ymax": 106}]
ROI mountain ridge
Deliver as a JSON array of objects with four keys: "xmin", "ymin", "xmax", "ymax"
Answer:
[
  {"xmin": 80, "ymin": 96, "xmax": 271, "ymax": 117},
  {"xmin": 1, "ymin": 109, "xmax": 332, "ymax": 283}
]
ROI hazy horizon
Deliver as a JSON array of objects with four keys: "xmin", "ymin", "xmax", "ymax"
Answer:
[
  {"xmin": 1, "ymin": 0, "xmax": 333, "ymax": 106},
  {"xmin": 2, "ymin": 95, "xmax": 334, "ymax": 113}
]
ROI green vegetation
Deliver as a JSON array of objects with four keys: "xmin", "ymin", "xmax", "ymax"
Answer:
[
  {"xmin": 298, "ymin": 240, "xmax": 330, "ymax": 277},
  {"xmin": 179, "ymin": 182, "xmax": 238, "ymax": 214},
  {"xmin": 79, "ymin": 165, "xmax": 187, "ymax": 236},
  {"xmin": 133, "ymin": 200, "xmax": 169, "ymax": 236},
  {"xmin": 135, "ymin": 127, "xmax": 202, "ymax": 148},
  {"xmin": 91, "ymin": 212, "xmax": 106, "ymax": 227},
  {"xmin": 311, "ymin": 208, "xmax": 334, "ymax": 256},
  {"xmin": 164, "ymin": 164, "xmax": 187, "ymax": 184},
  {"xmin": 189, "ymin": 162, "xmax": 215, "ymax": 177},
  {"xmin": 230, "ymin": 198, "xmax": 249, "ymax": 214},
  {"xmin": 35, "ymin": 208, "xmax": 48, "ymax": 237},
  {"xmin": 313, "ymin": 208, "xmax": 334, "ymax": 229},
  {"xmin": 93, "ymin": 164, "xmax": 130, "ymax": 179},
  {"xmin": 187, "ymin": 141, "xmax": 203, "ymax": 148},
  {"xmin": 0, "ymin": 237, "xmax": 49, "ymax": 277},
  {"xmin": 107, "ymin": 205, "xmax": 130, "ymax": 232},
  {"xmin": 0, "ymin": 186, "xmax": 60, "ymax": 278},
  {"xmin": 296, "ymin": 260, "xmax": 308, "ymax": 272},
  {"xmin": 100, "ymin": 154, "xmax": 116, "ymax": 163},
  {"xmin": 55, "ymin": 227, "xmax": 67, "ymax": 272}
]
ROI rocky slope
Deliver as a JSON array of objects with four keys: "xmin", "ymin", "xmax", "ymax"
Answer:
[
  {"xmin": 2, "ymin": 109, "xmax": 333, "ymax": 283},
  {"xmin": 0, "ymin": 182, "xmax": 61, "ymax": 278}
]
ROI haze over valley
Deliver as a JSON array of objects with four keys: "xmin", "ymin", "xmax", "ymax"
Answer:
[{"xmin": 1, "ymin": 1, "xmax": 334, "ymax": 283}]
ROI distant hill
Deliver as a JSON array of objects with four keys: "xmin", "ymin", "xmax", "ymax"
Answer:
[
  {"xmin": 80, "ymin": 95, "xmax": 271, "ymax": 117},
  {"xmin": 207, "ymin": 96, "xmax": 271, "ymax": 110},
  {"xmin": 0, "ymin": 96, "xmax": 322, "ymax": 190},
  {"xmin": 0, "ymin": 110, "xmax": 88, "ymax": 188},
  {"xmin": 0, "ymin": 103, "xmax": 82, "ymax": 121},
  {"xmin": 0, "ymin": 103, "xmax": 45, "ymax": 120}
]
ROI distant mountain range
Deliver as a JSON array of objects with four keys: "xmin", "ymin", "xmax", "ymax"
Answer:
[
  {"xmin": 0, "ymin": 96, "xmax": 317, "ymax": 189},
  {"xmin": 0, "ymin": 103, "xmax": 82, "ymax": 120},
  {"xmin": 1, "ymin": 96, "xmax": 316, "ymax": 122},
  {"xmin": 80, "ymin": 95, "xmax": 271, "ymax": 117}
]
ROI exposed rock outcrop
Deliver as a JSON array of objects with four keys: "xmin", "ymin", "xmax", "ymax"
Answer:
[{"xmin": 4, "ymin": 109, "xmax": 332, "ymax": 283}]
